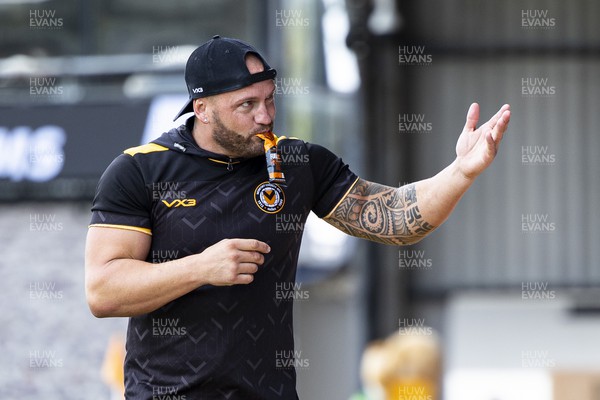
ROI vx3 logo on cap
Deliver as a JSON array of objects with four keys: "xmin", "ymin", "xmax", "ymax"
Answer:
[
  {"xmin": 162, "ymin": 199, "xmax": 197, "ymax": 208},
  {"xmin": 192, "ymin": 87, "xmax": 204, "ymax": 94}
]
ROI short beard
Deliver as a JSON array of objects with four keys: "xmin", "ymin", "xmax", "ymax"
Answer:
[{"xmin": 211, "ymin": 112, "xmax": 271, "ymax": 159}]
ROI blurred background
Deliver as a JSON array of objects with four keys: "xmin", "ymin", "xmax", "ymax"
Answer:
[{"xmin": 0, "ymin": 0, "xmax": 599, "ymax": 399}]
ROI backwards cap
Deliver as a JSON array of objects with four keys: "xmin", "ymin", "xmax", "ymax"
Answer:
[{"xmin": 173, "ymin": 35, "xmax": 277, "ymax": 121}]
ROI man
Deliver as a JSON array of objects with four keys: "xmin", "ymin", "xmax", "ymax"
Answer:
[{"xmin": 85, "ymin": 35, "xmax": 510, "ymax": 399}]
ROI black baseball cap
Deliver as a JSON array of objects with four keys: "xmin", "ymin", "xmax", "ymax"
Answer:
[{"xmin": 173, "ymin": 35, "xmax": 277, "ymax": 121}]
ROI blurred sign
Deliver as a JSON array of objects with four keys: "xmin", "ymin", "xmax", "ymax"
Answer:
[
  {"xmin": 0, "ymin": 124, "xmax": 66, "ymax": 182},
  {"xmin": 0, "ymin": 102, "xmax": 151, "ymax": 200}
]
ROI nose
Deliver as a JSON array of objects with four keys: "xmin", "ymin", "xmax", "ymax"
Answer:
[{"xmin": 254, "ymin": 102, "xmax": 274, "ymax": 126}]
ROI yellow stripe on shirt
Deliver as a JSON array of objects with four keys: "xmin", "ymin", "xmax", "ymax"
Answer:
[{"xmin": 89, "ymin": 223, "xmax": 152, "ymax": 236}]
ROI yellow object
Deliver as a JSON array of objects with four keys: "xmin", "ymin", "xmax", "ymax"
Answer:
[
  {"xmin": 360, "ymin": 330, "xmax": 441, "ymax": 400},
  {"xmin": 394, "ymin": 378, "xmax": 436, "ymax": 400},
  {"xmin": 101, "ymin": 334, "xmax": 126, "ymax": 397},
  {"xmin": 256, "ymin": 132, "xmax": 277, "ymax": 151},
  {"xmin": 123, "ymin": 143, "xmax": 169, "ymax": 156},
  {"xmin": 256, "ymin": 132, "xmax": 286, "ymax": 184}
]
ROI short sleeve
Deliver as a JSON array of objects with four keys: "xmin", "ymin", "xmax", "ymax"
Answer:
[
  {"xmin": 89, "ymin": 154, "xmax": 152, "ymax": 235},
  {"xmin": 308, "ymin": 143, "xmax": 359, "ymax": 218}
]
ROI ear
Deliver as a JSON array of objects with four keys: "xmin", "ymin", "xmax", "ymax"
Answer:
[{"xmin": 193, "ymin": 99, "xmax": 210, "ymax": 124}]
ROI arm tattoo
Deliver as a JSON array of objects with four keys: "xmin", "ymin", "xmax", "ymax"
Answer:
[{"xmin": 325, "ymin": 179, "xmax": 436, "ymax": 245}]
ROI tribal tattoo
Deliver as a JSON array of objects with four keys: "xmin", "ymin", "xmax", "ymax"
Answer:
[{"xmin": 325, "ymin": 178, "xmax": 436, "ymax": 245}]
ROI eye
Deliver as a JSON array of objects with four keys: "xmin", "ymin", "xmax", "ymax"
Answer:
[{"xmin": 240, "ymin": 101, "xmax": 252, "ymax": 108}]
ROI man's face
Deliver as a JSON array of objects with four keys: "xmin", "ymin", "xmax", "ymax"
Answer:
[
  {"xmin": 209, "ymin": 79, "xmax": 276, "ymax": 159},
  {"xmin": 204, "ymin": 55, "xmax": 276, "ymax": 159}
]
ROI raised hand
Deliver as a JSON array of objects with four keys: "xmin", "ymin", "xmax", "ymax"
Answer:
[{"xmin": 455, "ymin": 103, "xmax": 511, "ymax": 179}]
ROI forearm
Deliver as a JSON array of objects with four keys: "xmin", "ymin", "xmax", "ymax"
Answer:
[
  {"xmin": 325, "ymin": 159, "xmax": 475, "ymax": 245},
  {"xmin": 413, "ymin": 158, "xmax": 474, "ymax": 229},
  {"xmin": 86, "ymin": 255, "xmax": 203, "ymax": 318},
  {"xmin": 324, "ymin": 178, "xmax": 432, "ymax": 245}
]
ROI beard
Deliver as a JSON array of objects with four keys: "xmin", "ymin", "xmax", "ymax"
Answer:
[{"xmin": 211, "ymin": 111, "xmax": 272, "ymax": 159}]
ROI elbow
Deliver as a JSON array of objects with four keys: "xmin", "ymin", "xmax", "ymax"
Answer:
[
  {"xmin": 392, "ymin": 234, "xmax": 428, "ymax": 246},
  {"xmin": 85, "ymin": 271, "xmax": 119, "ymax": 318},
  {"xmin": 86, "ymin": 289, "xmax": 116, "ymax": 318},
  {"xmin": 404, "ymin": 236, "xmax": 426, "ymax": 246},
  {"xmin": 396, "ymin": 239, "xmax": 419, "ymax": 246},
  {"xmin": 86, "ymin": 294, "xmax": 113, "ymax": 318}
]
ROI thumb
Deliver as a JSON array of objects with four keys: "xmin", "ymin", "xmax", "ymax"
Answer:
[{"xmin": 464, "ymin": 102, "xmax": 480, "ymax": 132}]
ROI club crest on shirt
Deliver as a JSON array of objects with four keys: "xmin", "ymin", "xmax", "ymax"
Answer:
[{"xmin": 254, "ymin": 181, "xmax": 285, "ymax": 214}]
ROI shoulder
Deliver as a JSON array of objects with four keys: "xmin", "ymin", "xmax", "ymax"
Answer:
[
  {"xmin": 123, "ymin": 143, "xmax": 169, "ymax": 157},
  {"xmin": 115, "ymin": 142, "xmax": 173, "ymax": 179}
]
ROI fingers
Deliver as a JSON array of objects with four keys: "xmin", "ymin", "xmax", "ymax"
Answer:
[
  {"xmin": 464, "ymin": 102, "xmax": 480, "ymax": 132},
  {"xmin": 234, "ymin": 273, "xmax": 255, "ymax": 285},
  {"xmin": 226, "ymin": 238, "xmax": 271, "ymax": 254},
  {"xmin": 218, "ymin": 257, "xmax": 262, "ymax": 286},
  {"xmin": 233, "ymin": 250, "xmax": 265, "ymax": 266},
  {"xmin": 491, "ymin": 109, "xmax": 511, "ymax": 142},
  {"xmin": 219, "ymin": 273, "xmax": 256, "ymax": 286},
  {"xmin": 485, "ymin": 107, "xmax": 511, "ymax": 155},
  {"xmin": 465, "ymin": 103, "xmax": 511, "ymax": 135},
  {"xmin": 226, "ymin": 263, "xmax": 259, "ymax": 285},
  {"xmin": 488, "ymin": 104, "xmax": 511, "ymax": 132},
  {"xmin": 208, "ymin": 238, "xmax": 270, "ymax": 286},
  {"xmin": 228, "ymin": 259, "xmax": 261, "ymax": 285},
  {"xmin": 485, "ymin": 130, "xmax": 497, "ymax": 156},
  {"xmin": 237, "ymin": 262, "xmax": 260, "ymax": 275}
]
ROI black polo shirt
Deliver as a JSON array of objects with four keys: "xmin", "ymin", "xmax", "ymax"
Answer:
[{"xmin": 90, "ymin": 118, "xmax": 358, "ymax": 399}]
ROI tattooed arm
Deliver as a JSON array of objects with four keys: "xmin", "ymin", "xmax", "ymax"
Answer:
[
  {"xmin": 324, "ymin": 164, "xmax": 469, "ymax": 245},
  {"xmin": 324, "ymin": 179, "xmax": 435, "ymax": 245},
  {"xmin": 325, "ymin": 103, "xmax": 512, "ymax": 245}
]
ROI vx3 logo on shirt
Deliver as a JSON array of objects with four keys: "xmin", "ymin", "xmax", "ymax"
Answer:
[{"xmin": 161, "ymin": 199, "xmax": 197, "ymax": 208}]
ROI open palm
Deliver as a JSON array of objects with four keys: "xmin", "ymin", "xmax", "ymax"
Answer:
[{"xmin": 455, "ymin": 103, "xmax": 511, "ymax": 179}]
